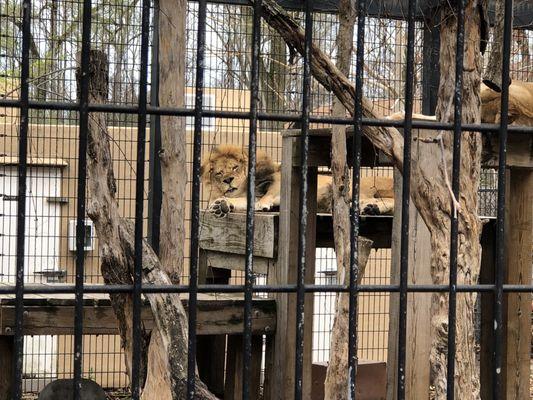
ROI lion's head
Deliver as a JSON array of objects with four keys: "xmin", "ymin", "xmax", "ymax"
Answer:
[
  {"xmin": 201, "ymin": 145, "xmax": 280, "ymax": 201},
  {"xmin": 200, "ymin": 145, "xmax": 249, "ymax": 199}
]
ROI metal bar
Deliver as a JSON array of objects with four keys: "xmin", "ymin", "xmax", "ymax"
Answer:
[
  {"xmin": 397, "ymin": 0, "xmax": 417, "ymax": 397},
  {"xmin": 73, "ymin": 0, "xmax": 93, "ymax": 397},
  {"xmin": 187, "ymin": 0, "xmax": 208, "ymax": 396},
  {"xmin": 446, "ymin": 0, "xmax": 466, "ymax": 397},
  {"xmin": 148, "ymin": 0, "xmax": 162, "ymax": 255},
  {"xmin": 12, "ymin": 0, "xmax": 32, "ymax": 397},
  {"xmin": 0, "ymin": 283, "xmax": 532, "ymax": 296},
  {"xmin": 348, "ymin": 0, "xmax": 367, "ymax": 396},
  {"xmin": 0, "ymin": 98, "xmax": 532, "ymax": 134},
  {"xmin": 421, "ymin": 10, "xmax": 440, "ymax": 116},
  {"xmin": 294, "ymin": 0, "xmax": 313, "ymax": 397},
  {"xmin": 242, "ymin": 0, "xmax": 262, "ymax": 398},
  {"xmin": 493, "ymin": 0, "xmax": 513, "ymax": 397},
  {"xmin": 131, "ymin": 0, "xmax": 151, "ymax": 397}
]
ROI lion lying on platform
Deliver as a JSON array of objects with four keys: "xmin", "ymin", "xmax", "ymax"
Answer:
[
  {"xmin": 387, "ymin": 80, "xmax": 533, "ymax": 126},
  {"xmin": 200, "ymin": 144, "xmax": 394, "ymax": 218}
]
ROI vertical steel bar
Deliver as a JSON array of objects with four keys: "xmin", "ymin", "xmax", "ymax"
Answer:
[
  {"xmin": 12, "ymin": 0, "xmax": 31, "ymax": 398},
  {"xmin": 148, "ymin": 0, "xmax": 162, "ymax": 255},
  {"xmin": 348, "ymin": 0, "xmax": 366, "ymax": 397},
  {"xmin": 446, "ymin": 0, "xmax": 466, "ymax": 397},
  {"xmin": 493, "ymin": 0, "xmax": 513, "ymax": 397},
  {"xmin": 73, "ymin": 0, "xmax": 93, "ymax": 397},
  {"xmin": 396, "ymin": 0, "xmax": 417, "ymax": 397},
  {"xmin": 242, "ymin": 0, "xmax": 262, "ymax": 398},
  {"xmin": 187, "ymin": 0, "xmax": 207, "ymax": 396},
  {"xmin": 294, "ymin": 0, "xmax": 313, "ymax": 398},
  {"xmin": 131, "ymin": 0, "xmax": 151, "ymax": 397}
]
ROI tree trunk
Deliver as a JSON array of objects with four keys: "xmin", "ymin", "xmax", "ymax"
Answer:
[
  {"xmin": 429, "ymin": 3, "xmax": 483, "ymax": 398},
  {"xmin": 158, "ymin": 0, "xmax": 187, "ymax": 283},
  {"xmin": 324, "ymin": 238, "xmax": 373, "ymax": 399},
  {"xmin": 483, "ymin": 0, "xmax": 510, "ymax": 91},
  {"xmin": 258, "ymin": 1, "xmax": 484, "ymax": 397},
  {"xmin": 325, "ymin": 0, "xmax": 359, "ymax": 394},
  {"xmin": 78, "ymin": 50, "xmax": 216, "ymax": 400}
]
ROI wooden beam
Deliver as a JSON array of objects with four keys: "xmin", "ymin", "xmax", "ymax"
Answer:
[
  {"xmin": 504, "ymin": 169, "xmax": 532, "ymax": 399},
  {"xmin": 265, "ymin": 135, "xmax": 317, "ymax": 400},
  {"xmin": 0, "ymin": 294, "xmax": 276, "ymax": 336}
]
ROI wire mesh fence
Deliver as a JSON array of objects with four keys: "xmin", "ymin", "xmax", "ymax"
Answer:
[{"xmin": 0, "ymin": 0, "xmax": 531, "ymax": 398}]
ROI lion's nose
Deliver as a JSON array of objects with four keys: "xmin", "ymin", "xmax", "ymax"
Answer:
[{"xmin": 223, "ymin": 177, "xmax": 234, "ymax": 184}]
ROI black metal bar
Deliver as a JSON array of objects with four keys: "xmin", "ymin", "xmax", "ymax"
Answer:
[
  {"xmin": 348, "ymin": 0, "xmax": 367, "ymax": 396},
  {"xmin": 397, "ymin": 0, "xmax": 417, "ymax": 397},
  {"xmin": 148, "ymin": 0, "xmax": 162, "ymax": 255},
  {"xmin": 446, "ymin": 0, "xmax": 466, "ymax": 397},
  {"xmin": 0, "ymin": 98, "xmax": 532, "ymax": 134},
  {"xmin": 12, "ymin": 0, "xmax": 31, "ymax": 397},
  {"xmin": 131, "ymin": 0, "xmax": 151, "ymax": 397},
  {"xmin": 242, "ymin": 0, "xmax": 262, "ymax": 398},
  {"xmin": 0, "ymin": 283, "xmax": 532, "ymax": 296},
  {"xmin": 73, "ymin": 0, "xmax": 93, "ymax": 397},
  {"xmin": 187, "ymin": 0, "xmax": 208, "ymax": 396},
  {"xmin": 493, "ymin": 0, "xmax": 513, "ymax": 397},
  {"xmin": 294, "ymin": 0, "xmax": 313, "ymax": 397},
  {"xmin": 421, "ymin": 9, "xmax": 440, "ymax": 116}
]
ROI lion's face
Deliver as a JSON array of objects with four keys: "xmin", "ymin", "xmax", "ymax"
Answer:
[{"xmin": 201, "ymin": 146, "xmax": 249, "ymax": 198}]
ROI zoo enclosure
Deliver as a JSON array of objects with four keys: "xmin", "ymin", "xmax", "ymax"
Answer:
[{"xmin": 0, "ymin": 0, "xmax": 532, "ymax": 398}]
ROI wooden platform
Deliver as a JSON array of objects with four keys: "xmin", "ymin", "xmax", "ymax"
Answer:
[{"xmin": 0, "ymin": 285, "xmax": 276, "ymax": 336}]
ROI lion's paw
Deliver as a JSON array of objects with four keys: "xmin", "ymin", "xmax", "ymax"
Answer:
[
  {"xmin": 362, "ymin": 203, "xmax": 381, "ymax": 215},
  {"xmin": 208, "ymin": 198, "xmax": 234, "ymax": 218},
  {"xmin": 255, "ymin": 199, "xmax": 274, "ymax": 212}
]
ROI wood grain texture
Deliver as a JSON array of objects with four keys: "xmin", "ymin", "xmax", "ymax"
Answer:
[
  {"xmin": 200, "ymin": 211, "xmax": 277, "ymax": 258},
  {"xmin": 0, "ymin": 294, "xmax": 276, "ymax": 336},
  {"xmin": 504, "ymin": 169, "xmax": 532, "ymax": 400}
]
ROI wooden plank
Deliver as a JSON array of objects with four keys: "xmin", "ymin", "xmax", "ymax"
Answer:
[
  {"xmin": 316, "ymin": 214, "xmax": 393, "ymax": 249},
  {"xmin": 199, "ymin": 211, "xmax": 278, "ymax": 258},
  {"xmin": 202, "ymin": 250, "xmax": 272, "ymax": 275},
  {"xmin": 482, "ymin": 133, "xmax": 533, "ymax": 169},
  {"xmin": 282, "ymin": 128, "xmax": 390, "ymax": 168},
  {"xmin": 0, "ymin": 296, "xmax": 276, "ymax": 336},
  {"xmin": 0, "ymin": 336, "xmax": 13, "ymax": 400},
  {"xmin": 480, "ymin": 219, "xmax": 496, "ymax": 400},
  {"xmin": 504, "ymin": 169, "xmax": 532, "ymax": 399},
  {"xmin": 266, "ymin": 135, "xmax": 317, "ymax": 400}
]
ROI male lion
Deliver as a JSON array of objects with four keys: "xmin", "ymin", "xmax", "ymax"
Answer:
[{"xmin": 201, "ymin": 144, "xmax": 394, "ymax": 218}]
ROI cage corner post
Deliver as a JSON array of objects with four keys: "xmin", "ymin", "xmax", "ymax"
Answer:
[
  {"xmin": 265, "ymin": 133, "xmax": 317, "ymax": 400},
  {"xmin": 502, "ymin": 166, "xmax": 532, "ymax": 399}
]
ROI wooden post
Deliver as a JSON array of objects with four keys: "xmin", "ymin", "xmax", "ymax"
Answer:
[
  {"xmin": 224, "ymin": 335, "xmax": 262, "ymax": 400},
  {"xmin": 0, "ymin": 336, "xmax": 14, "ymax": 400},
  {"xmin": 387, "ymin": 129, "xmax": 437, "ymax": 399},
  {"xmin": 266, "ymin": 135, "xmax": 317, "ymax": 399},
  {"xmin": 480, "ymin": 219, "xmax": 496, "ymax": 400},
  {"xmin": 503, "ymin": 169, "xmax": 532, "ymax": 399}
]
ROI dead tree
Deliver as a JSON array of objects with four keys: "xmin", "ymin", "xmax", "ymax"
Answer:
[
  {"xmin": 259, "ymin": 0, "xmax": 484, "ymax": 397},
  {"xmin": 483, "ymin": 0, "xmax": 511, "ymax": 91},
  {"xmin": 78, "ymin": 50, "xmax": 216, "ymax": 400},
  {"xmin": 324, "ymin": 238, "xmax": 373, "ymax": 399},
  {"xmin": 325, "ymin": 0, "xmax": 363, "ymax": 396}
]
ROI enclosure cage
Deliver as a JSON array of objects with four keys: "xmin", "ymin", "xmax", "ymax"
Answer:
[{"xmin": 0, "ymin": 0, "xmax": 532, "ymax": 399}]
